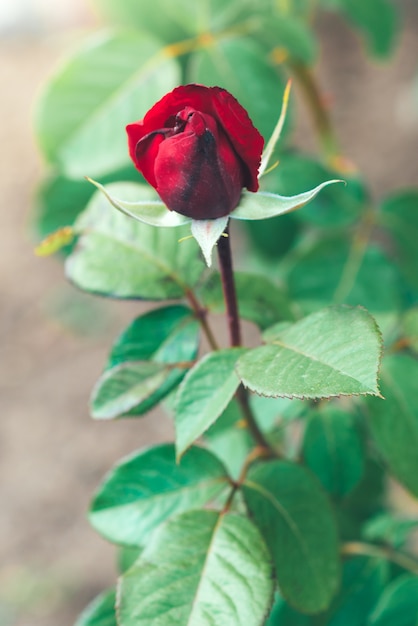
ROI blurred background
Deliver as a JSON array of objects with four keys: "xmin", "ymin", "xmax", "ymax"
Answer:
[{"xmin": 1, "ymin": 0, "xmax": 418, "ymax": 624}]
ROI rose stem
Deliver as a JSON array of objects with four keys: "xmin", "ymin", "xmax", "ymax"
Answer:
[
  {"xmin": 342, "ymin": 542, "xmax": 418, "ymax": 576},
  {"xmin": 185, "ymin": 288, "xmax": 219, "ymax": 351},
  {"xmin": 217, "ymin": 224, "xmax": 276, "ymax": 456},
  {"xmin": 217, "ymin": 224, "xmax": 241, "ymax": 347}
]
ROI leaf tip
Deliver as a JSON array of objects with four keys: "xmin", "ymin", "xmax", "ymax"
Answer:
[{"xmin": 34, "ymin": 226, "xmax": 74, "ymax": 257}]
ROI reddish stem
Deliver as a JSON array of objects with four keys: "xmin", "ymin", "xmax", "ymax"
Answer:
[{"xmin": 217, "ymin": 224, "xmax": 242, "ymax": 347}]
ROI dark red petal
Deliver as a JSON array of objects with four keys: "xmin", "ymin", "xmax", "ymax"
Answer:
[
  {"xmin": 127, "ymin": 84, "xmax": 264, "ymax": 202},
  {"xmin": 153, "ymin": 126, "xmax": 244, "ymax": 219},
  {"xmin": 133, "ymin": 130, "xmax": 166, "ymax": 187},
  {"xmin": 210, "ymin": 87, "xmax": 264, "ymax": 192},
  {"xmin": 126, "ymin": 122, "xmax": 145, "ymax": 164},
  {"xmin": 135, "ymin": 85, "xmax": 264, "ymax": 192}
]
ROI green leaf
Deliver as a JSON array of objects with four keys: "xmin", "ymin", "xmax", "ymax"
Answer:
[
  {"xmin": 363, "ymin": 514, "xmax": 418, "ymax": 549},
  {"xmin": 108, "ymin": 305, "xmax": 198, "ymax": 368},
  {"xmin": 368, "ymin": 575, "xmax": 418, "ymax": 626},
  {"xmin": 89, "ymin": 444, "xmax": 229, "ymax": 546},
  {"xmin": 91, "ymin": 306, "xmax": 199, "ymax": 418},
  {"xmin": 35, "ymin": 32, "xmax": 180, "ymax": 178},
  {"xmin": 302, "ymin": 406, "xmax": 365, "ymax": 497},
  {"xmin": 243, "ymin": 213, "xmax": 300, "ymax": 261},
  {"xmin": 198, "ymin": 271, "xmax": 294, "ymax": 330},
  {"xmin": 366, "ymin": 355, "xmax": 418, "ymax": 498},
  {"xmin": 323, "ymin": 557, "xmax": 389, "ymax": 626},
  {"xmin": 262, "ymin": 153, "xmax": 366, "ymax": 227},
  {"xmin": 204, "ymin": 399, "xmax": 254, "ymax": 479},
  {"xmin": 237, "ymin": 306, "xmax": 382, "ymax": 399},
  {"xmin": 400, "ymin": 308, "xmax": 418, "ymax": 356},
  {"xmin": 380, "ymin": 191, "xmax": 418, "ymax": 290},
  {"xmin": 33, "ymin": 167, "xmax": 141, "ymax": 250},
  {"xmin": 250, "ymin": 395, "xmax": 307, "ymax": 432},
  {"xmin": 118, "ymin": 510, "xmax": 274, "ymax": 626},
  {"xmin": 286, "ymin": 238, "xmax": 402, "ymax": 331},
  {"xmin": 266, "ymin": 594, "xmax": 312, "ymax": 625},
  {"xmin": 190, "ymin": 36, "xmax": 287, "ymax": 141},
  {"xmin": 118, "ymin": 546, "xmax": 142, "ymax": 573},
  {"xmin": 243, "ymin": 461, "xmax": 340, "ymax": 613},
  {"xmin": 34, "ymin": 176, "xmax": 93, "ymax": 241},
  {"xmin": 94, "ymin": 0, "xmax": 254, "ymax": 43},
  {"xmin": 66, "ymin": 183, "xmax": 204, "ymax": 299},
  {"xmin": 339, "ymin": 457, "xmax": 385, "ymax": 541},
  {"xmin": 175, "ymin": 349, "xmax": 247, "ymax": 458},
  {"xmin": 232, "ymin": 181, "xmax": 343, "ymax": 221},
  {"xmin": 253, "ymin": 13, "xmax": 318, "ymax": 64},
  {"xmin": 75, "ymin": 588, "xmax": 117, "ymax": 626},
  {"xmin": 329, "ymin": 0, "xmax": 399, "ymax": 58},
  {"xmin": 91, "ymin": 362, "xmax": 173, "ymax": 419}
]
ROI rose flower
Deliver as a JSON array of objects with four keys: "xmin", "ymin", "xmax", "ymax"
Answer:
[{"xmin": 126, "ymin": 84, "xmax": 264, "ymax": 220}]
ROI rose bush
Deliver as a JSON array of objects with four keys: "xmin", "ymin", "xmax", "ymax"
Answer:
[{"xmin": 126, "ymin": 84, "xmax": 264, "ymax": 220}]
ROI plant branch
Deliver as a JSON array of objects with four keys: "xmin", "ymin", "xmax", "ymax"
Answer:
[
  {"xmin": 217, "ymin": 225, "xmax": 242, "ymax": 347},
  {"xmin": 185, "ymin": 288, "xmax": 219, "ymax": 351},
  {"xmin": 289, "ymin": 61, "xmax": 340, "ymax": 162},
  {"xmin": 235, "ymin": 386, "xmax": 277, "ymax": 456},
  {"xmin": 333, "ymin": 208, "xmax": 376, "ymax": 304},
  {"xmin": 217, "ymin": 225, "xmax": 277, "ymax": 457},
  {"xmin": 342, "ymin": 541, "xmax": 418, "ymax": 576},
  {"xmin": 222, "ymin": 446, "xmax": 274, "ymax": 513}
]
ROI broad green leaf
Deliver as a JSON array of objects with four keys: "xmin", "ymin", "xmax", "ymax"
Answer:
[
  {"xmin": 205, "ymin": 400, "xmax": 253, "ymax": 479},
  {"xmin": 118, "ymin": 510, "xmax": 274, "ymax": 626},
  {"xmin": 34, "ymin": 176, "xmax": 93, "ymax": 242},
  {"xmin": 368, "ymin": 575, "xmax": 418, "ymax": 626},
  {"xmin": 243, "ymin": 213, "xmax": 300, "ymax": 261},
  {"xmin": 94, "ymin": 0, "xmax": 254, "ymax": 43},
  {"xmin": 266, "ymin": 594, "xmax": 312, "ymax": 625},
  {"xmin": 380, "ymin": 191, "xmax": 418, "ymax": 290},
  {"xmin": 243, "ymin": 461, "xmax": 340, "ymax": 613},
  {"xmin": 108, "ymin": 305, "xmax": 198, "ymax": 368},
  {"xmin": 175, "ymin": 349, "xmax": 247, "ymax": 458},
  {"xmin": 35, "ymin": 32, "xmax": 180, "ymax": 178},
  {"xmin": 286, "ymin": 238, "xmax": 402, "ymax": 331},
  {"xmin": 327, "ymin": 0, "xmax": 398, "ymax": 58},
  {"xmin": 252, "ymin": 12, "xmax": 318, "ymax": 64},
  {"xmin": 237, "ymin": 306, "xmax": 382, "ymax": 399},
  {"xmin": 89, "ymin": 444, "xmax": 229, "ymax": 546},
  {"xmin": 322, "ymin": 557, "xmax": 389, "ymax": 626},
  {"xmin": 75, "ymin": 588, "xmax": 116, "ymax": 626},
  {"xmin": 33, "ymin": 167, "xmax": 141, "ymax": 244},
  {"xmin": 366, "ymin": 355, "xmax": 418, "ymax": 498},
  {"xmin": 118, "ymin": 546, "xmax": 142, "ymax": 574},
  {"xmin": 66, "ymin": 183, "xmax": 204, "ymax": 299},
  {"xmin": 198, "ymin": 271, "xmax": 294, "ymax": 330},
  {"xmin": 400, "ymin": 308, "xmax": 418, "ymax": 356},
  {"xmin": 262, "ymin": 153, "xmax": 366, "ymax": 227},
  {"xmin": 302, "ymin": 407, "xmax": 365, "ymax": 497},
  {"xmin": 91, "ymin": 306, "xmax": 199, "ymax": 418},
  {"xmin": 363, "ymin": 514, "xmax": 418, "ymax": 549},
  {"xmin": 339, "ymin": 457, "xmax": 385, "ymax": 541},
  {"xmin": 232, "ymin": 181, "xmax": 342, "ymax": 221},
  {"xmin": 190, "ymin": 36, "xmax": 287, "ymax": 141},
  {"xmin": 250, "ymin": 394, "xmax": 307, "ymax": 432},
  {"xmin": 91, "ymin": 362, "xmax": 173, "ymax": 419}
]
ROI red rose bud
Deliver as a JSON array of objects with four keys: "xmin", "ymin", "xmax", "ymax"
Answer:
[{"xmin": 126, "ymin": 84, "xmax": 264, "ymax": 220}]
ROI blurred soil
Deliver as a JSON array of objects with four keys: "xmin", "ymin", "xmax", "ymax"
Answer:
[{"xmin": 1, "ymin": 2, "xmax": 418, "ymax": 624}]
